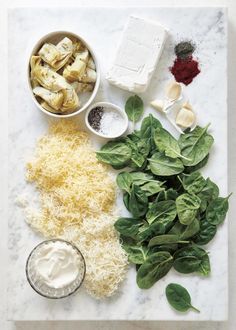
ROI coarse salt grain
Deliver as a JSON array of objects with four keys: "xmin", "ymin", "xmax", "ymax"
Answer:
[{"xmin": 99, "ymin": 109, "xmax": 125, "ymax": 137}]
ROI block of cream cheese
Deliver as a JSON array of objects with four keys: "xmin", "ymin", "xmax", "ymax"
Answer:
[{"xmin": 106, "ymin": 16, "xmax": 168, "ymax": 93}]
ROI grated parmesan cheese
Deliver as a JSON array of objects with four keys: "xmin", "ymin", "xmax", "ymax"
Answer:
[{"xmin": 24, "ymin": 120, "xmax": 128, "ymax": 298}]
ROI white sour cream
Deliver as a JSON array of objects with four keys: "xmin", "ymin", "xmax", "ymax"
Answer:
[{"xmin": 33, "ymin": 241, "xmax": 83, "ymax": 289}]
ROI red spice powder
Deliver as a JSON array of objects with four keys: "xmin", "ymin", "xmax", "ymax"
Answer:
[{"xmin": 170, "ymin": 56, "xmax": 200, "ymax": 85}]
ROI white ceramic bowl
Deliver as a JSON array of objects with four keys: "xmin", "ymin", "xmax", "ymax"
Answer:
[
  {"xmin": 85, "ymin": 102, "xmax": 129, "ymax": 139},
  {"xmin": 27, "ymin": 31, "xmax": 101, "ymax": 118}
]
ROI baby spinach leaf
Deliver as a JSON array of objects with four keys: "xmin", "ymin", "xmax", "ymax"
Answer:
[
  {"xmin": 166, "ymin": 283, "xmax": 200, "ymax": 313},
  {"xmin": 141, "ymin": 181, "xmax": 164, "ymax": 196},
  {"xmin": 169, "ymin": 218, "xmax": 200, "ymax": 240},
  {"xmin": 116, "ymin": 172, "xmax": 132, "ymax": 194},
  {"xmin": 150, "ymin": 243, "xmax": 179, "ymax": 254},
  {"xmin": 173, "ymin": 256, "xmax": 202, "ymax": 274},
  {"xmin": 184, "ymin": 154, "xmax": 209, "ymax": 173},
  {"xmin": 114, "ymin": 217, "xmax": 143, "ymax": 239},
  {"xmin": 129, "ymin": 172, "xmax": 154, "ymax": 185},
  {"xmin": 154, "ymin": 127, "xmax": 190, "ymax": 160},
  {"xmin": 123, "ymin": 192, "xmax": 130, "ymax": 210},
  {"xmin": 137, "ymin": 252, "xmax": 173, "ymax": 289},
  {"xmin": 122, "ymin": 244, "xmax": 149, "ymax": 264},
  {"xmin": 156, "ymin": 188, "xmax": 178, "ymax": 202},
  {"xmin": 206, "ymin": 194, "xmax": 232, "ymax": 225},
  {"xmin": 97, "ymin": 141, "xmax": 131, "ymax": 168},
  {"xmin": 179, "ymin": 125, "xmax": 214, "ymax": 166},
  {"xmin": 146, "ymin": 200, "xmax": 177, "ymax": 225},
  {"xmin": 173, "ymin": 246, "xmax": 210, "ymax": 276},
  {"xmin": 148, "ymin": 234, "xmax": 189, "ymax": 247},
  {"xmin": 176, "ymin": 193, "xmax": 201, "ymax": 225},
  {"xmin": 125, "ymin": 95, "xmax": 144, "ymax": 124},
  {"xmin": 181, "ymin": 171, "xmax": 207, "ymax": 195},
  {"xmin": 138, "ymin": 222, "xmax": 165, "ymax": 241},
  {"xmin": 140, "ymin": 113, "xmax": 162, "ymax": 139},
  {"xmin": 129, "ymin": 184, "xmax": 148, "ymax": 218},
  {"xmin": 193, "ymin": 218, "xmax": 217, "ymax": 245},
  {"xmin": 149, "ymin": 152, "xmax": 184, "ymax": 176}
]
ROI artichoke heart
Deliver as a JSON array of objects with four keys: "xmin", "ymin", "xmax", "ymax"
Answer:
[
  {"xmin": 72, "ymin": 81, "xmax": 94, "ymax": 93},
  {"xmin": 87, "ymin": 57, "xmax": 96, "ymax": 70},
  {"xmin": 31, "ymin": 55, "xmax": 71, "ymax": 92},
  {"xmin": 33, "ymin": 86, "xmax": 64, "ymax": 111},
  {"xmin": 63, "ymin": 49, "xmax": 89, "ymax": 82},
  {"xmin": 38, "ymin": 37, "xmax": 73, "ymax": 71},
  {"xmin": 61, "ymin": 88, "xmax": 80, "ymax": 112},
  {"xmin": 79, "ymin": 68, "xmax": 97, "ymax": 83},
  {"xmin": 40, "ymin": 100, "xmax": 62, "ymax": 114}
]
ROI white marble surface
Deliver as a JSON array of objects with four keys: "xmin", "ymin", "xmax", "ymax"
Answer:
[{"xmin": 7, "ymin": 5, "xmax": 228, "ymax": 322}]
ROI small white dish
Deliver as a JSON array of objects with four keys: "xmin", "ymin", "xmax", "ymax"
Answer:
[
  {"xmin": 27, "ymin": 31, "xmax": 101, "ymax": 118},
  {"xmin": 85, "ymin": 102, "xmax": 129, "ymax": 139}
]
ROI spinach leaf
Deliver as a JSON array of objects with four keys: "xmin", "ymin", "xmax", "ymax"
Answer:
[
  {"xmin": 169, "ymin": 218, "xmax": 200, "ymax": 240},
  {"xmin": 122, "ymin": 244, "xmax": 149, "ymax": 264},
  {"xmin": 141, "ymin": 181, "xmax": 164, "ymax": 196},
  {"xmin": 138, "ymin": 222, "xmax": 165, "ymax": 241},
  {"xmin": 184, "ymin": 154, "xmax": 209, "ymax": 173},
  {"xmin": 166, "ymin": 283, "xmax": 200, "ymax": 313},
  {"xmin": 148, "ymin": 234, "xmax": 189, "ymax": 247},
  {"xmin": 146, "ymin": 200, "xmax": 177, "ymax": 225},
  {"xmin": 156, "ymin": 188, "xmax": 178, "ymax": 202},
  {"xmin": 114, "ymin": 217, "xmax": 143, "ymax": 239},
  {"xmin": 125, "ymin": 95, "xmax": 144, "ymax": 124},
  {"xmin": 116, "ymin": 172, "xmax": 132, "ymax": 194},
  {"xmin": 129, "ymin": 172, "xmax": 155, "ymax": 185},
  {"xmin": 154, "ymin": 127, "xmax": 190, "ymax": 160},
  {"xmin": 206, "ymin": 195, "xmax": 231, "ymax": 225},
  {"xmin": 97, "ymin": 141, "xmax": 131, "ymax": 168},
  {"xmin": 123, "ymin": 192, "xmax": 130, "ymax": 210},
  {"xmin": 179, "ymin": 125, "xmax": 214, "ymax": 166},
  {"xmin": 129, "ymin": 184, "xmax": 148, "ymax": 218},
  {"xmin": 149, "ymin": 152, "xmax": 184, "ymax": 176},
  {"xmin": 181, "ymin": 171, "xmax": 207, "ymax": 195},
  {"xmin": 150, "ymin": 244, "xmax": 179, "ymax": 254},
  {"xmin": 140, "ymin": 113, "xmax": 162, "ymax": 139},
  {"xmin": 137, "ymin": 252, "xmax": 173, "ymax": 289},
  {"xmin": 126, "ymin": 136, "xmax": 150, "ymax": 169},
  {"xmin": 197, "ymin": 178, "xmax": 220, "ymax": 212},
  {"xmin": 176, "ymin": 193, "xmax": 201, "ymax": 225},
  {"xmin": 173, "ymin": 246, "xmax": 210, "ymax": 276},
  {"xmin": 193, "ymin": 218, "xmax": 217, "ymax": 245}
]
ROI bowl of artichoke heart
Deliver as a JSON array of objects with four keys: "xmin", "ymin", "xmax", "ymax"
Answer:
[{"xmin": 28, "ymin": 31, "xmax": 100, "ymax": 117}]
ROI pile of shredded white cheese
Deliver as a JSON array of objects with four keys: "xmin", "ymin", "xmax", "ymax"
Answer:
[{"xmin": 24, "ymin": 120, "xmax": 128, "ymax": 298}]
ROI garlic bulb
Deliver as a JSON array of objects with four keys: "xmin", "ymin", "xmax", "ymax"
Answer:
[
  {"xmin": 150, "ymin": 99, "xmax": 164, "ymax": 112},
  {"xmin": 176, "ymin": 106, "xmax": 196, "ymax": 128},
  {"xmin": 166, "ymin": 82, "xmax": 182, "ymax": 101}
]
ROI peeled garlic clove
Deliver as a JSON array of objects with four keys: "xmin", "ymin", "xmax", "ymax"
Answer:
[
  {"xmin": 183, "ymin": 101, "xmax": 193, "ymax": 111},
  {"xmin": 166, "ymin": 82, "xmax": 182, "ymax": 101},
  {"xmin": 150, "ymin": 99, "xmax": 164, "ymax": 112},
  {"xmin": 176, "ymin": 107, "xmax": 196, "ymax": 128}
]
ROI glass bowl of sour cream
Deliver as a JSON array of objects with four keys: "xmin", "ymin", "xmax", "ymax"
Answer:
[{"xmin": 26, "ymin": 239, "xmax": 86, "ymax": 299}]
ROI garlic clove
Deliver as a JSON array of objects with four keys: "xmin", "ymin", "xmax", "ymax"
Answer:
[
  {"xmin": 176, "ymin": 107, "xmax": 196, "ymax": 128},
  {"xmin": 150, "ymin": 99, "xmax": 164, "ymax": 112},
  {"xmin": 166, "ymin": 81, "xmax": 182, "ymax": 101},
  {"xmin": 182, "ymin": 101, "xmax": 193, "ymax": 111}
]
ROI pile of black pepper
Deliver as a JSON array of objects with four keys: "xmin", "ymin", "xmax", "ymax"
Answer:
[
  {"xmin": 88, "ymin": 106, "xmax": 104, "ymax": 131},
  {"xmin": 174, "ymin": 40, "xmax": 195, "ymax": 60}
]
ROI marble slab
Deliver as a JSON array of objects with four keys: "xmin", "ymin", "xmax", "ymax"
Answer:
[{"xmin": 8, "ymin": 7, "xmax": 227, "ymax": 321}]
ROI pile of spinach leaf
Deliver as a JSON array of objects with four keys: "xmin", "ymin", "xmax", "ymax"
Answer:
[{"xmin": 97, "ymin": 106, "xmax": 231, "ymax": 290}]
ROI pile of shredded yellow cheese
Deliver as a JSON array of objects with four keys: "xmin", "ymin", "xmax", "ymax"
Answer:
[{"xmin": 25, "ymin": 120, "xmax": 128, "ymax": 298}]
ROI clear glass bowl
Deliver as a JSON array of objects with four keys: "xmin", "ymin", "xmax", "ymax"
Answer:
[{"xmin": 26, "ymin": 239, "xmax": 86, "ymax": 299}]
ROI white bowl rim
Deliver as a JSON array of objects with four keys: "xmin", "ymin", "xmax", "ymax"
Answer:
[
  {"xmin": 85, "ymin": 101, "xmax": 129, "ymax": 139},
  {"xmin": 27, "ymin": 30, "xmax": 101, "ymax": 118}
]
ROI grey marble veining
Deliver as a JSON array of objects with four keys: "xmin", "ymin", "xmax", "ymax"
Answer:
[{"xmin": 8, "ymin": 7, "xmax": 227, "ymax": 321}]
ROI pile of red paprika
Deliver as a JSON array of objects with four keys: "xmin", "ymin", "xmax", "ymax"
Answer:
[{"xmin": 170, "ymin": 41, "xmax": 200, "ymax": 85}]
